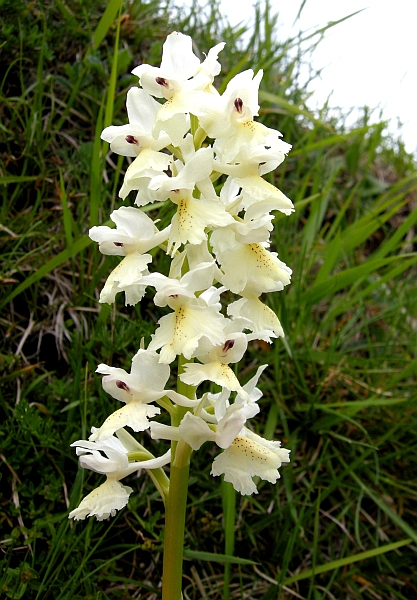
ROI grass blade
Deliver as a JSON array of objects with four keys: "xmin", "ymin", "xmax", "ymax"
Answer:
[
  {"xmin": 92, "ymin": 0, "xmax": 123, "ymax": 51},
  {"xmin": 283, "ymin": 538, "xmax": 413, "ymax": 585}
]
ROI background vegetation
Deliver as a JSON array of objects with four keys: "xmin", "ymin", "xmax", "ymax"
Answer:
[{"xmin": 1, "ymin": 0, "xmax": 416, "ymax": 598}]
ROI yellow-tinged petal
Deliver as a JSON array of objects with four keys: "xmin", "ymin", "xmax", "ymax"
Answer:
[{"xmin": 69, "ymin": 478, "xmax": 132, "ymax": 521}]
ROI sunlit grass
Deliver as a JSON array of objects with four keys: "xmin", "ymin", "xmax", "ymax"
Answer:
[{"xmin": 1, "ymin": 0, "xmax": 416, "ymax": 598}]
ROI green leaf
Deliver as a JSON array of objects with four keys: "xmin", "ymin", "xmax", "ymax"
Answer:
[
  {"xmin": 289, "ymin": 125, "xmax": 373, "ymax": 157},
  {"xmin": 337, "ymin": 453, "xmax": 417, "ymax": 544},
  {"xmin": 305, "ymin": 255, "xmax": 415, "ymax": 306},
  {"xmin": 92, "ymin": 0, "xmax": 123, "ymax": 51},
  {"xmin": 0, "ymin": 235, "xmax": 93, "ymax": 310},
  {"xmin": 0, "ymin": 175, "xmax": 42, "ymax": 184},
  {"xmin": 296, "ymin": 397, "xmax": 410, "ymax": 411},
  {"xmin": 283, "ymin": 538, "xmax": 413, "ymax": 585},
  {"xmin": 259, "ymin": 90, "xmax": 332, "ymax": 129},
  {"xmin": 183, "ymin": 549, "xmax": 257, "ymax": 565}
]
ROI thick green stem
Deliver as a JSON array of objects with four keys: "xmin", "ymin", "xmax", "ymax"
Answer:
[
  {"xmin": 161, "ymin": 440, "xmax": 192, "ymax": 600},
  {"xmin": 162, "ymin": 354, "xmax": 195, "ymax": 599}
]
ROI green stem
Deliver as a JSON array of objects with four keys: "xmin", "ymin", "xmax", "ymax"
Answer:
[
  {"xmin": 222, "ymin": 479, "xmax": 236, "ymax": 600},
  {"xmin": 193, "ymin": 126, "xmax": 207, "ymax": 150},
  {"xmin": 161, "ymin": 439, "xmax": 192, "ymax": 600},
  {"xmin": 162, "ymin": 355, "xmax": 195, "ymax": 600}
]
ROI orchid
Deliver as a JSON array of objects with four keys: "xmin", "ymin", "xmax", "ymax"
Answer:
[
  {"xmin": 151, "ymin": 364, "xmax": 266, "ymax": 452},
  {"xmin": 89, "ymin": 206, "xmax": 170, "ymax": 305},
  {"xmin": 89, "ymin": 206, "xmax": 170, "ymax": 256},
  {"xmin": 211, "ymin": 227, "xmax": 292, "ymax": 296},
  {"xmin": 228, "ymin": 294, "xmax": 285, "ymax": 339},
  {"xmin": 179, "ymin": 333, "xmax": 250, "ymax": 398},
  {"xmin": 211, "ymin": 428, "xmax": 291, "ymax": 495},
  {"xmin": 132, "ymin": 32, "xmax": 225, "ymax": 145},
  {"xmin": 100, "ymin": 88, "xmax": 174, "ymax": 200},
  {"xmin": 96, "ymin": 251, "xmax": 151, "ymax": 305},
  {"xmin": 69, "ymin": 431, "xmax": 171, "ymax": 520},
  {"xmin": 70, "ymin": 31, "xmax": 293, "ymax": 600},
  {"xmin": 89, "ymin": 349, "xmax": 170, "ymax": 441},
  {"xmin": 147, "ymin": 288, "xmax": 227, "ymax": 364}
]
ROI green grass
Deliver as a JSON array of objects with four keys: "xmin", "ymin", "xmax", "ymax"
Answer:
[{"xmin": 1, "ymin": 0, "xmax": 417, "ymax": 599}]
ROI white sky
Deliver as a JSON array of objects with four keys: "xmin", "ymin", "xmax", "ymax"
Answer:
[{"xmin": 216, "ymin": 0, "xmax": 417, "ymax": 155}]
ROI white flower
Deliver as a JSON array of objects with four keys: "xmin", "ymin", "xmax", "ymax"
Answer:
[
  {"xmin": 211, "ymin": 228, "xmax": 292, "ymax": 296},
  {"xmin": 90, "ymin": 349, "xmax": 171, "ymax": 441},
  {"xmin": 179, "ymin": 329, "xmax": 250, "ymax": 398},
  {"xmin": 89, "ymin": 206, "xmax": 170, "ymax": 306},
  {"xmin": 140, "ymin": 269, "xmax": 227, "ymax": 364},
  {"xmin": 72, "ymin": 431, "xmax": 147, "ymax": 477},
  {"xmin": 148, "ymin": 291, "xmax": 227, "ymax": 364},
  {"xmin": 198, "ymin": 69, "xmax": 290, "ymax": 162},
  {"xmin": 181, "ymin": 359, "xmax": 247, "ymax": 398},
  {"xmin": 233, "ymin": 175, "xmax": 293, "ymax": 215},
  {"xmin": 68, "ymin": 432, "xmax": 171, "ymax": 520},
  {"xmin": 142, "ymin": 259, "xmax": 217, "ymax": 306},
  {"xmin": 101, "ymin": 88, "xmax": 170, "ymax": 156},
  {"xmin": 198, "ymin": 364, "xmax": 266, "ymax": 449},
  {"xmin": 69, "ymin": 478, "xmax": 133, "ymax": 521},
  {"xmin": 132, "ymin": 32, "xmax": 225, "ymax": 144},
  {"xmin": 173, "ymin": 389, "xmax": 259, "ymax": 451},
  {"xmin": 166, "ymin": 192, "xmax": 234, "ymax": 255},
  {"xmin": 89, "ymin": 206, "xmax": 170, "ymax": 256},
  {"xmin": 227, "ymin": 295, "xmax": 285, "ymax": 340},
  {"xmin": 218, "ymin": 177, "xmax": 243, "ymax": 215},
  {"xmin": 100, "ymin": 88, "xmax": 175, "ymax": 200},
  {"xmin": 75, "ymin": 31, "xmax": 295, "ymax": 515},
  {"xmin": 198, "ymin": 69, "xmax": 262, "ymax": 138},
  {"xmin": 230, "ymin": 210, "xmax": 274, "ymax": 245},
  {"xmin": 214, "ymin": 144, "xmax": 293, "ymax": 215},
  {"xmin": 149, "ymin": 144, "xmax": 214, "ymax": 201},
  {"xmin": 151, "ymin": 365, "xmax": 266, "ymax": 451},
  {"xmin": 97, "ymin": 252, "xmax": 151, "ymax": 306},
  {"xmin": 133, "ymin": 32, "xmax": 202, "ymax": 99},
  {"xmin": 118, "ymin": 148, "xmax": 172, "ymax": 201},
  {"xmin": 169, "ymin": 240, "xmax": 222, "ymax": 282},
  {"xmin": 146, "ymin": 142, "xmax": 233, "ymax": 254},
  {"xmin": 211, "ymin": 428, "xmax": 290, "ymax": 495}
]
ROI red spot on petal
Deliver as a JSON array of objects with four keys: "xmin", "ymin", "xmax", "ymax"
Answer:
[
  {"xmin": 156, "ymin": 77, "xmax": 169, "ymax": 88},
  {"xmin": 223, "ymin": 339, "xmax": 235, "ymax": 352},
  {"xmin": 116, "ymin": 380, "xmax": 130, "ymax": 392},
  {"xmin": 125, "ymin": 135, "xmax": 139, "ymax": 145},
  {"xmin": 234, "ymin": 98, "xmax": 243, "ymax": 114}
]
